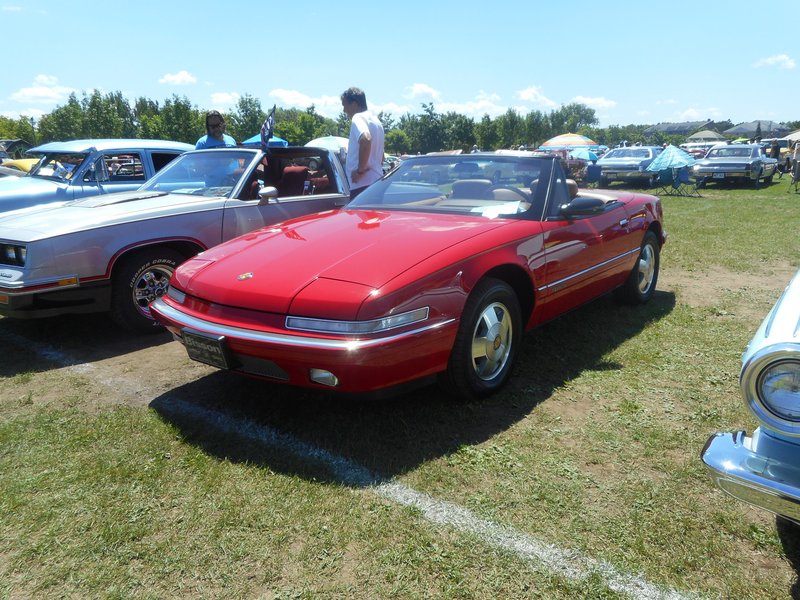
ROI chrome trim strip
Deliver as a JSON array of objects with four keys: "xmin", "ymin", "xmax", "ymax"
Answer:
[
  {"xmin": 537, "ymin": 247, "xmax": 640, "ymax": 292},
  {"xmin": 151, "ymin": 298, "xmax": 456, "ymax": 351}
]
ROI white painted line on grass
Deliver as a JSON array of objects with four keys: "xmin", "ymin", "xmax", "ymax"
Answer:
[{"xmin": 9, "ymin": 332, "xmax": 698, "ymax": 600}]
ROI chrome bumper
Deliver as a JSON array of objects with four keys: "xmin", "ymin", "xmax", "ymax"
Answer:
[{"xmin": 701, "ymin": 429, "xmax": 800, "ymax": 523}]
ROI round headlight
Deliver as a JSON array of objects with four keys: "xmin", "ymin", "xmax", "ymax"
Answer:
[{"xmin": 758, "ymin": 360, "xmax": 800, "ymax": 421}]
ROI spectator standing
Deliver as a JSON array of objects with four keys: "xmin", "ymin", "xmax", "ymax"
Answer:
[
  {"xmin": 341, "ymin": 87, "xmax": 384, "ymax": 199},
  {"xmin": 195, "ymin": 110, "xmax": 237, "ymax": 149}
]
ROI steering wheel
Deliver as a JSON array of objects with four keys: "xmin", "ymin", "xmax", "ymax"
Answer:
[
  {"xmin": 484, "ymin": 185, "xmax": 531, "ymax": 202},
  {"xmin": 220, "ymin": 172, "xmax": 239, "ymax": 186}
]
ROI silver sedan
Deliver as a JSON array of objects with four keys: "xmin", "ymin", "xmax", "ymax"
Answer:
[
  {"xmin": 692, "ymin": 144, "xmax": 778, "ymax": 187},
  {"xmin": 0, "ymin": 146, "xmax": 349, "ymax": 332}
]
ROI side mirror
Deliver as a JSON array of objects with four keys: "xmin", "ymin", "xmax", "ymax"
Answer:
[
  {"xmin": 257, "ymin": 185, "xmax": 280, "ymax": 205},
  {"xmin": 560, "ymin": 196, "xmax": 605, "ymax": 218}
]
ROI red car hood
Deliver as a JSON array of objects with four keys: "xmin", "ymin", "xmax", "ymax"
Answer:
[{"xmin": 179, "ymin": 209, "xmax": 509, "ymax": 315}]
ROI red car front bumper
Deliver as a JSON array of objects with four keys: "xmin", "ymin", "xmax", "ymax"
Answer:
[{"xmin": 150, "ymin": 297, "xmax": 459, "ymax": 394}]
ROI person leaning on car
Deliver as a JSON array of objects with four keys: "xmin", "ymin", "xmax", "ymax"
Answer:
[
  {"xmin": 195, "ymin": 110, "xmax": 237, "ymax": 149},
  {"xmin": 341, "ymin": 87, "xmax": 384, "ymax": 199}
]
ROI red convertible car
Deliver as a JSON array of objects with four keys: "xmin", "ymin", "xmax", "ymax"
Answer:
[{"xmin": 151, "ymin": 153, "xmax": 666, "ymax": 400}]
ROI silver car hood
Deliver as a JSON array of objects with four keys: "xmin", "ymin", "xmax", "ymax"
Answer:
[{"xmin": 0, "ymin": 190, "xmax": 226, "ymax": 243}]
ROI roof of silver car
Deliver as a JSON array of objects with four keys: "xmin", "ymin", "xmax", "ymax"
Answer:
[{"xmin": 30, "ymin": 139, "xmax": 195, "ymax": 153}]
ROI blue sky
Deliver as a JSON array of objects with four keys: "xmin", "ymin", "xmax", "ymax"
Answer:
[{"xmin": 2, "ymin": 1, "xmax": 797, "ymax": 129}]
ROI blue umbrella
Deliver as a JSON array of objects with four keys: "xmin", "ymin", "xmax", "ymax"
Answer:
[
  {"xmin": 569, "ymin": 148, "xmax": 598, "ymax": 161},
  {"xmin": 646, "ymin": 145, "xmax": 696, "ymax": 172},
  {"xmin": 241, "ymin": 133, "xmax": 289, "ymax": 148}
]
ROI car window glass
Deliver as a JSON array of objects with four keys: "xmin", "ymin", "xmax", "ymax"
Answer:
[
  {"xmin": 350, "ymin": 156, "xmax": 553, "ymax": 219},
  {"xmin": 30, "ymin": 152, "xmax": 88, "ymax": 181},
  {"xmin": 152, "ymin": 152, "xmax": 184, "ymax": 173},
  {"xmin": 142, "ymin": 150, "xmax": 257, "ymax": 197},
  {"xmin": 98, "ymin": 152, "xmax": 145, "ymax": 182}
]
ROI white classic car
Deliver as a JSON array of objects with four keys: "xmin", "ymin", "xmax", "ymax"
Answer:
[
  {"xmin": 0, "ymin": 146, "xmax": 349, "ymax": 332},
  {"xmin": 702, "ymin": 269, "xmax": 800, "ymax": 523}
]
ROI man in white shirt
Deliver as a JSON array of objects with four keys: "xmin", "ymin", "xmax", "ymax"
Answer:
[{"xmin": 340, "ymin": 87, "xmax": 385, "ymax": 199}]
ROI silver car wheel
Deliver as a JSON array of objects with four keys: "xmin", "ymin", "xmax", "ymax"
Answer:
[
  {"xmin": 470, "ymin": 301, "xmax": 513, "ymax": 381},
  {"xmin": 637, "ymin": 242, "xmax": 656, "ymax": 295},
  {"xmin": 132, "ymin": 264, "xmax": 175, "ymax": 319}
]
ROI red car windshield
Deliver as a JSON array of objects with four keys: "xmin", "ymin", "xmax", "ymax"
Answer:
[{"xmin": 350, "ymin": 155, "xmax": 554, "ymax": 219}]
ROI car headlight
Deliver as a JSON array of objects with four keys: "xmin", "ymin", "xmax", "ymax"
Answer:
[
  {"xmin": 758, "ymin": 359, "xmax": 800, "ymax": 421},
  {"xmin": 166, "ymin": 285, "xmax": 186, "ymax": 304},
  {"xmin": 742, "ymin": 343, "xmax": 800, "ymax": 435},
  {"xmin": 286, "ymin": 306, "xmax": 429, "ymax": 335},
  {"xmin": 0, "ymin": 244, "xmax": 26, "ymax": 266}
]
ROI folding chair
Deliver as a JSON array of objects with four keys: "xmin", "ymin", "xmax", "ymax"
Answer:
[
  {"xmin": 653, "ymin": 168, "xmax": 674, "ymax": 196},
  {"xmin": 676, "ymin": 167, "xmax": 701, "ymax": 197}
]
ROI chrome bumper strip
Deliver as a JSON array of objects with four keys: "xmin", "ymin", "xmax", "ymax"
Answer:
[
  {"xmin": 702, "ymin": 430, "xmax": 800, "ymax": 523},
  {"xmin": 151, "ymin": 297, "xmax": 456, "ymax": 351}
]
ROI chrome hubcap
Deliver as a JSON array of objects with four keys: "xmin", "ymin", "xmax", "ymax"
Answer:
[
  {"xmin": 471, "ymin": 302, "xmax": 513, "ymax": 381},
  {"xmin": 637, "ymin": 244, "xmax": 656, "ymax": 295},
  {"xmin": 133, "ymin": 266, "xmax": 174, "ymax": 318}
]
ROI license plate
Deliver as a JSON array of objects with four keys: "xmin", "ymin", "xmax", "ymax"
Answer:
[
  {"xmin": 713, "ymin": 172, "xmax": 725, "ymax": 179},
  {"xmin": 182, "ymin": 328, "xmax": 232, "ymax": 369}
]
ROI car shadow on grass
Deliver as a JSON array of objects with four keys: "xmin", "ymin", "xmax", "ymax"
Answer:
[
  {"xmin": 776, "ymin": 517, "xmax": 800, "ymax": 599},
  {"xmin": 150, "ymin": 290, "xmax": 676, "ymax": 485},
  {"xmin": 0, "ymin": 312, "xmax": 174, "ymax": 377}
]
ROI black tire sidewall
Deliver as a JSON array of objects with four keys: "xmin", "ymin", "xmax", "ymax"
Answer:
[
  {"xmin": 110, "ymin": 248, "xmax": 183, "ymax": 333},
  {"xmin": 446, "ymin": 279, "xmax": 522, "ymax": 400},
  {"xmin": 619, "ymin": 231, "xmax": 659, "ymax": 304}
]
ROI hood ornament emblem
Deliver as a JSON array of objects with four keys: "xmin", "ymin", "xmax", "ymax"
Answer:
[{"xmin": 237, "ymin": 272, "xmax": 254, "ymax": 281}]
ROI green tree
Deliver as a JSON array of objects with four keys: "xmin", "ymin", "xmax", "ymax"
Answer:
[
  {"xmin": 160, "ymin": 95, "xmax": 202, "ymax": 144},
  {"xmin": 524, "ymin": 110, "xmax": 550, "ymax": 148},
  {"xmin": 385, "ymin": 128, "xmax": 410, "ymax": 154},
  {"xmin": 550, "ymin": 102, "xmax": 598, "ymax": 134},
  {"xmin": 228, "ymin": 94, "xmax": 265, "ymax": 143},
  {"xmin": 134, "ymin": 97, "xmax": 162, "ymax": 139},
  {"xmin": 495, "ymin": 108, "xmax": 526, "ymax": 148},
  {"xmin": 441, "ymin": 112, "xmax": 475, "ymax": 152},
  {"xmin": 37, "ymin": 93, "xmax": 84, "ymax": 142},
  {"xmin": 474, "ymin": 114, "xmax": 499, "ymax": 151}
]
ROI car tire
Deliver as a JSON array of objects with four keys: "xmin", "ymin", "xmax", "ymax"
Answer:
[
  {"xmin": 110, "ymin": 247, "xmax": 184, "ymax": 333},
  {"xmin": 443, "ymin": 278, "xmax": 522, "ymax": 400},
  {"xmin": 615, "ymin": 230, "xmax": 660, "ymax": 304}
]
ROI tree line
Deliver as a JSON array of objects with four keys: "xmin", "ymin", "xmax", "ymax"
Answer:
[{"xmin": 2, "ymin": 90, "xmax": 798, "ymax": 155}]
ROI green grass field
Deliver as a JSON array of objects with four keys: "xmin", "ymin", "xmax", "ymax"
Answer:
[{"xmin": 2, "ymin": 177, "xmax": 799, "ymax": 599}]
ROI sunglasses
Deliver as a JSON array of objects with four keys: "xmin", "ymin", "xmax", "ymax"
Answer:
[{"xmin": 208, "ymin": 121, "xmax": 224, "ymax": 129}]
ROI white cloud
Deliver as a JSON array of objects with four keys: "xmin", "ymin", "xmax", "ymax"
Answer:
[
  {"xmin": 158, "ymin": 70, "xmax": 197, "ymax": 85},
  {"xmin": 210, "ymin": 92, "xmax": 240, "ymax": 109},
  {"xmin": 754, "ymin": 54, "xmax": 796, "ymax": 69},
  {"xmin": 2, "ymin": 5, "xmax": 22, "ymax": 11},
  {"xmin": 571, "ymin": 95, "xmax": 616, "ymax": 110},
  {"xmin": 405, "ymin": 83, "xmax": 441, "ymax": 101},
  {"xmin": 676, "ymin": 106, "xmax": 722, "ymax": 121},
  {"xmin": 515, "ymin": 86, "xmax": 557, "ymax": 108},
  {"xmin": 10, "ymin": 75, "xmax": 76, "ymax": 104}
]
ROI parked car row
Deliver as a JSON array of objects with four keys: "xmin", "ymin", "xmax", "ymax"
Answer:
[
  {"xmin": 0, "ymin": 146, "xmax": 665, "ymax": 401},
  {"xmin": 0, "ymin": 145, "xmax": 349, "ymax": 332},
  {"xmin": 4, "ymin": 135, "xmax": 798, "ymax": 532}
]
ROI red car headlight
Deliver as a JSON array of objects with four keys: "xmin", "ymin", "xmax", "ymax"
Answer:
[{"xmin": 285, "ymin": 306, "xmax": 429, "ymax": 335}]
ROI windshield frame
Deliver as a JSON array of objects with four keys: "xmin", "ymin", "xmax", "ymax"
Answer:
[{"xmin": 347, "ymin": 154, "xmax": 558, "ymax": 221}]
